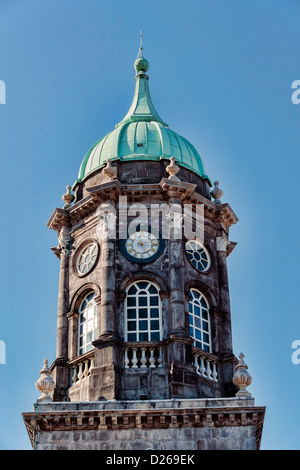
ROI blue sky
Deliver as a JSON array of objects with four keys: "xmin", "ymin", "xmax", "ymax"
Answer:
[{"xmin": 0, "ymin": 0, "xmax": 300, "ymax": 450}]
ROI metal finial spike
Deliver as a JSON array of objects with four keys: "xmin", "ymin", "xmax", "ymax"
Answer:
[
  {"xmin": 140, "ymin": 30, "xmax": 143, "ymax": 56},
  {"xmin": 137, "ymin": 30, "xmax": 143, "ymax": 58}
]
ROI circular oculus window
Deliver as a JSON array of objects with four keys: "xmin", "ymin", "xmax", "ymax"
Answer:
[
  {"xmin": 76, "ymin": 242, "xmax": 98, "ymax": 275},
  {"xmin": 185, "ymin": 240, "xmax": 210, "ymax": 272}
]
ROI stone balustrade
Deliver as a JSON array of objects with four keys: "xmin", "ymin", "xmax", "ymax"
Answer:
[
  {"xmin": 193, "ymin": 350, "xmax": 218, "ymax": 382},
  {"xmin": 124, "ymin": 344, "xmax": 163, "ymax": 368},
  {"xmin": 71, "ymin": 354, "xmax": 95, "ymax": 385}
]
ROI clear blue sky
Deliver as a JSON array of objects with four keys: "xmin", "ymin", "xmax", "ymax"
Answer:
[{"xmin": 0, "ymin": 0, "xmax": 300, "ymax": 450}]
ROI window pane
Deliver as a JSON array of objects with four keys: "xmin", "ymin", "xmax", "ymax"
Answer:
[
  {"xmin": 150, "ymin": 308, "xmax": 159, "ymax": 318},
  {"xmin": 127, "ymin": 297, "xmax": 136, "ymax": 307},
  {"xmin": 194, "ymin": 306, "xmax": 200, "ymax": 317},
  {"xmin": 150, "ymin": 296, "xmax": 158, "ymax": 306},
  {"xmin": 128, "ymin": 333, "xmax": 137, "ymax": 342},
  {"xmin": 149, "ymin": 285, "xmax": 157, "ymax": 294},
  {"xmin": 194, "ymin": 317, "xmax": 201, "ymax": 328},
  {"xmin": 150, "ymin": 320, "xmax": 159, "ymax": 331},
  {"xmin": 139, "ymin": 320, "xmax": 148, "ymax": 331},
  {"xmin": 151, "ymin": 332, "xmax": 160, "ymax": 341},
  {"xmin": 127, "ymin": 309, "xmax": 136, "ymax": 319},
  {"xmin": 128, "ymin": 285, "xmax": 137, "ymax": 295},
  {"xmin": 203, "ymin": 332, "xmax": 209, "ymax": 344},
  {"xmin": 87, "ymin": 292, "xmax": 94, "ymax": 302},
  {"xmin": 138, "ymin": 296, "xmax": 147, "ymax": 307},
  {"xmin": 137, "ymin": 282, "xmax": 148, "ymax": 290},
  {"xmin": 195, "ymin": 329, "xmax": 201, "ymax": 340},
  {"xmin": 139, "ymin": 332, "xmax": 149, "ymax": 341},
  {"xmin": 128, "ymin": 321, "xmax": 136, "ymax": 331},
  {"xmin": 138, "ymin": 308, "xmax": 148, "ymax": 318},
  {"xmin": 202, "ymin": 310, "xmax": 208, "ymax": 320}
]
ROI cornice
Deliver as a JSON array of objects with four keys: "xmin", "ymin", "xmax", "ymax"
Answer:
[
  {"xmin": 22, "ymin": 402, "xmax": 265, "ymax": 449},
  {"xmin": 47, "ymin": 180, "xmax": 239, "ymax": 233}
]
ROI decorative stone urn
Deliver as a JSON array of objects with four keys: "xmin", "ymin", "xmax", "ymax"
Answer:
[
  {"xmin": 232, "ymin": 353, "xmax": 252, "ymax": 397},
  {"xmin": 35, "ymin": 358, "xmax": 56, "ymax": 404},
  {"xmin": 210, "ymin": 181, "xmax": 223, "ymax": 204},
  {"xmin": 166, "ymin": 156, "xmax": 180, "ymax": 180},
  {"xmin": 62, "ymin": 185, "xmax": 75, "ymax": 209},
  {"xmin": 102, "ymin": 159, "xmax": 117, "ymax": 181}
]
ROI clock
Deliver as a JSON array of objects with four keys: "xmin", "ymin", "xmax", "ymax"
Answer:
[
  {"xmin": 185, "ymin": 240, "xmax": 210, "ymax": 272},
  {"xmin": 120, "ymin": 228, "xmax": 164, "ymax": 263}
]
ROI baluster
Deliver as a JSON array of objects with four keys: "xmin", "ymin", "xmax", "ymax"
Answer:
[
  {"xmin": 71, "ymin": 365, "xmax": 77, "ymax": 385},
  {"xmin": 149, "ymin": 348, "xmax": 156, "ymax": 368},
  {"xmin": 90, "ymin": 356, "xmax": 95, "ymax": 373},
  {"xmin": 212, "ymin": 361, "xmax": 218, "ymax": 382},
  {"xmin": 157, "ymin": 347, "xmax": 163, "ymax": 367},
  {"xmin": 132, "ymin": 348, "xmax": 138, "ymax": 368},
  {"xmin": 125, "ymin": 349, "xmax": 130, "ymax": 368},
  {"xmin": 199, "ymin": 357, "xmax": 205, "ymax": 376},
  {"xmin": 82, "ymin": 360, "xmax": 89, "ymax": 379},
  {"xmin": 140, "ymin": 348, "xmax": 147, "ymax": 368},
  {"xmin": 77, "ymin": 362, "xmax": 83, "ymax": 381},
  {"xmin": 206, "ymin": 359, "xmax": 212, "ymax": 380},
  {"xmin": 194, "ymin": 354, "xmax": 199, "ymax": 374}
]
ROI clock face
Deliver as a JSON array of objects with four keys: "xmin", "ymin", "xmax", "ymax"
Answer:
[{"xmin": 120, "ymin": 229, "xmax": 164, "ymax": 263}]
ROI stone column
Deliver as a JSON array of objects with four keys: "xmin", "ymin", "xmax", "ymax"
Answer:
[
  {"xmin": 216, "ymin": 235, "xmax": 232, "ymax": 353},
  {"xmin": 167, "ymin": 199, "xmax": 196, "ymax": 398},
  {"xmin": 90, "ymin": 201, "xmax": 119, "ymax": 400},
  {"xmin": 96, "ymin": 202, "xmax": 117, "ymax": 341},
  {"xmin": 56, "ymin": 251, "xmax": 69, "ymax": 359},
  {"xmin": 216, "ymin": 234, "xmax": 236, "ymax": 395},
  {"xmin": 168, "ymin": 203, "xmax": 187, "ymax": 338},
  {"xmin": 53, "ymin": 225, "xmax": 72, "ymax": 400}
]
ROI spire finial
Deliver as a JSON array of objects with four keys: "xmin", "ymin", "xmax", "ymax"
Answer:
[
  {"xmin": 138, "ymin": 30, "xmax": 143, "ymax": 58},
  {"xmin": 134, "ymin": 31, "xmax": 149, "ymax": 74}
]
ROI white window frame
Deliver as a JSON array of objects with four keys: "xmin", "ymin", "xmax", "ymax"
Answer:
[
  {"xmin": 76, "ymin": 242, "xmax": 98, "ymax": 275},
  {"xmin": 125, "ymin": 281, "xmax": 162, "ymax": 342},
  {"xmin": 78, "ymin": 291, "xmax": 98, "ymax": 355},
  {"xmin": 188, "ymin": 288, "xmax": 211, "ymax": 353},
  {"xmin": 185, "ymin": 240, "xmax": 210, "ymax": 272}
]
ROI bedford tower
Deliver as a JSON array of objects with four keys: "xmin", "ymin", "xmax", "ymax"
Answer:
[{"xmin": 23, "ymin": 46, "xmax": 265, "ymax": 450}]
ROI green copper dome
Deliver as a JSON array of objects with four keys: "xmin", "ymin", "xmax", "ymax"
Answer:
[{"xmin": 76, "ymin": 54, "xmax": 210, "ymax": 184}]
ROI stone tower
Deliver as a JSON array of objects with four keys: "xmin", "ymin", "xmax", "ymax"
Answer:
[{"xmin": 23, "ymin": 49, "xmax": 265, "ymax": 450}]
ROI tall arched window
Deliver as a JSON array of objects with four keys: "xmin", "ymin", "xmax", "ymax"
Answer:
[
  {"xmin": 125, "ymin": 281, "xmax": 162, "ymax": 342},
  {"xmin": 188, "ymin": 289, "xmax": 211, "ymax": 352},
  {"xmin": 78, "ymin": 291, "xmax": 98, "ymax": 355}
]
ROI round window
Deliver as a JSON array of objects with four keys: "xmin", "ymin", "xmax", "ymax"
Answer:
[
  {"xmin": 185, "ymin": 240, "xmax": 210, "ymax": 272},
  {"xmin": 76, "ymin": 242, "xmax": 98, "ymax": 275}
]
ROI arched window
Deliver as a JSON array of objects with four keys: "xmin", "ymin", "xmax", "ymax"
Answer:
[
  {"xmin": 188, "ymin": 289, "xmax": 211, "ymax": 352},
  {"xmin": 125, "ymin": 281, "xmax": 162, "ymax": 342},
  {"xmin": 78, "ymin": 291, "xmax": 98, "ymax": 355}
]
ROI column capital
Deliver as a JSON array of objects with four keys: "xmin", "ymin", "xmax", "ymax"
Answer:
[{"xmin": 216, "ymin": 236, "xmax": 229, "ymax": 252}]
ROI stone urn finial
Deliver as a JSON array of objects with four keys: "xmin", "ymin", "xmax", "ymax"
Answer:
[
  {"xmin": 166, "ymin": 156, "xmax": 180, "ymax": 181},
  {"xmin": 210, "ymin": 181, "xmax": 223, "ymax": 204},
  {"xmin": 102, "ymin": 159, "xmax": 117, "ymax": 181},
  {"xmin": 232, "ymin": 353, "xmax": 252, "ymax": 398},
  {"xmin": 62, "ymin": 185, "xmax": 75, "ymax": 209},
  {"xmin": 35, "ymin": 358, "xmax": 55, "ymax": 404}
]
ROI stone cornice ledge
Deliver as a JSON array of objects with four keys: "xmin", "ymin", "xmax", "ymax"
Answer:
[{"xmin": 23, "ymin": 398, "xmax": 265, "ymax": 449}]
